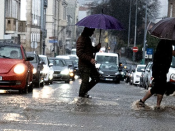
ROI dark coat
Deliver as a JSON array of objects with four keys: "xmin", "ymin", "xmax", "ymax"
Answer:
[
  {"xmin": 76, "ymin": 34, "xmax": 99, "ymax": 68},
  {"xmin": 152, "ymin": 40, "xmax": 173, "ymax": 79}
]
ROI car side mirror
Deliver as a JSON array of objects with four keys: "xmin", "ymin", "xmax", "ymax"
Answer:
[
  {"xmin": 146, "ymin": 69, "xmax": 150, "ymax": 72},
  {"xmin": 68, "ymin": 64, "xmax": 72, "ymax": 68},
  {"xmin": 26, "ymin": 56, "xmax": 34, "ymax": 61},
  {"xmin": 49, "ymin": 63, "xmax": 53, "ymax": 67},
  {"xmin": 40, "ymin": 61, "xmax": 45, "ymax": 65},
  {"xmin": 141, "ymin": 69, "xmax": 145, "ymax": 72}
]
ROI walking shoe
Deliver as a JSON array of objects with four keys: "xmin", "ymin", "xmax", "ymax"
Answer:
[
  {"xmin": 154, "ymin": 106, "xmax": 161, "ymax": 111},
  {"xmin": 137, "ymin": 99, "xmax": 145, "ymax": 108},
  {"xmin": 84, "ymin": 94, "xmax": 92, "ymax": 99},
  {"xmin": 79, "ymin": 94, "xmax": 92, "ymax": 98}
]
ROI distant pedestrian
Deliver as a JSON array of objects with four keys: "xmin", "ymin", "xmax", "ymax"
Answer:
[
  {"xmin": 137, "ymin": 39, "xmax": 175, "ymax": 110},
  {"xmin": 76, "ymin": 27, "xmax": 101, "ymax": 98}
]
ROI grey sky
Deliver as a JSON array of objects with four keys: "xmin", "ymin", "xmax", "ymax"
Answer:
[{"xmin": 159, "ymin": 0, "xmax": 168, "ymax": 17}]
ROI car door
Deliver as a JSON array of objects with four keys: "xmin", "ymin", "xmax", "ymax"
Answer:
[{"xmin": 144, "ymin": 62, "xmax": 152, "ymax": 88}]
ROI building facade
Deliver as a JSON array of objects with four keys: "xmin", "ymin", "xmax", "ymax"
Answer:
[
  {"xmin": 0, "ymin": 0, "xmax": 21, "ymax": 43},
  {"xmin": 45, "ymin": 0, "xmax": 68, "ymax": 56},
  {"xmin": 168, "ymin": 0, "xmax": 175, "ymax": 17},
  {"xmin": 66, "ymin": 0, "xmax": 79, "ymax": 51}
]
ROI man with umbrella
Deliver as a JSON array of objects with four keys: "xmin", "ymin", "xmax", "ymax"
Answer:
[
  {"xmin": 76, "ymin": 27, "xmax": 101, "ymax": 98},
  {"xmin": 75, "ymin": 13, "xmax": 123, "ymax": 98}
]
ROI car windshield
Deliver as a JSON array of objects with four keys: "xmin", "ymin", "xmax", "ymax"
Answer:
[
  {"xmin": 0, "ymin": 45, "xmax": 22, "ymax": 59},
  {"xmin": 65, "ymin": 60, "xmax": 73, "ymax": 65},
  {"xmin": 137, "ymin": 66, "xmax": 145, "ymax": 72},
  {"xmin": 26, "ymin": 54, "xmax": 36, "ymax": 63},
  {"xmin": 96, "ymin": 55, "xmax": 117, "ymax": 64},
  {"xmin": 71, "ymin": 50, "xmax": 76, "ymax": 55},
  {"xmin": 100, "ymin": 64, "xmax": 118, "ymax": 71},
  {"xmin": 40, "ymin": 56, "xmax": 47, "ymax": 64},
  {"xmin": 49, "ymin": 59, "xmax": 65, "ymax": 66}
]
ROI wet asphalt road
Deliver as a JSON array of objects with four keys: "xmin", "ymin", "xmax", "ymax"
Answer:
[{"xmin": 0, "ymin": 78, "xmax": 175, "ymax": 131}]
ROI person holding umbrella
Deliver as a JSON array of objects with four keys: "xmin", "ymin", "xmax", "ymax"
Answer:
[
  {"xmin": 76, "ymin": 27, "xmax": 101, "ymax": 98},
  {"xmin": 137, "ymin": 39, "xmax": 175, "ymax": 110},
  {"xmin": 75, "ymin": 12, "xmax": 123, "ymax": 99}
]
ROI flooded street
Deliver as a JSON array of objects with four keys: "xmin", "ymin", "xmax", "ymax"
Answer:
[{"xmin": 0, "ymin": 79, "xmax": 175, "ymax": 131}]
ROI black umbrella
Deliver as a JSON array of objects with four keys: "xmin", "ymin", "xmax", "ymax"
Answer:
[{"xmin": 148, "ymin": 17, "xmax": 175, "ymax": 40}]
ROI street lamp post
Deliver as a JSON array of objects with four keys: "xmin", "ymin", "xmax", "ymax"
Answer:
[
  {"xmin": 133, "ymin": 0, "xmax": 138, "ymax": 62},
  {"xmin": 127, "ymin": 0, "xmax": 132, "ymax": 47},
  {"xmin": 142, "ymin": 1, "xmax": 148, "ymax": 64}
]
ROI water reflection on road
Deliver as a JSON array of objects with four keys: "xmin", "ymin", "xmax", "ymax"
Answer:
[{"xmin": 0, "ymin": 80, "xmax": 175, "ymax": 130}]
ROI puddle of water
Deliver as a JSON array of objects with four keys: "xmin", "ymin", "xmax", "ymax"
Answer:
[
  {"xmin": 131, "ymin": 100, "xmax": 153, "ymax": 111},
  {"xmin": 71, "ymin": 97, "xmax": 118, "ymax": 106}
]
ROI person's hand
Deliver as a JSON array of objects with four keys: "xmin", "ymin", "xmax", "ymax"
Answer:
[
  {"xmin": 90, "ymin": 58, "xmax": 96, "ymax": 65},
  {"xmin": 96, "ymin": 43, "xmax": 101, "ymax": 50}
]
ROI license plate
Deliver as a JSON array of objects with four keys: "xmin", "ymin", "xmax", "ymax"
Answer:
[
  {"xmin": 54, "ymin": 74, "xmax": 60, "ymax": 77},
  {"xmin": 0, "ymin": 76, "xmax": 2, "ymax": 80},
  {"xmin": 105, "ymin": 78, "xmax": 113, "ymax": 81}
]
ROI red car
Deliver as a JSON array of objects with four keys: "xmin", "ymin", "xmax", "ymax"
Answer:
[{"xmin": 0, "ymin": 43, "xmax": 34, "ymax": 93}]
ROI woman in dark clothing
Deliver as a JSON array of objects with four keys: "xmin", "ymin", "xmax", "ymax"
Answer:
[{"xmin": 138, "ymin": 39, "xmax": 175, "ymax": 109}]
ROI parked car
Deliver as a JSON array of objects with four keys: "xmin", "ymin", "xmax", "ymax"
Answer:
[
  {"xmin": 141, "ymin": 62, "xmax": 153, "ymax": 89},
  {"xmin": 56, "ymin": 55, "xmax": 76, "ymax": 80},
  {"xmin": 26, "ymin": 52, "xmax": 45, "ymax": 87},
  {"xmin": 0, "ymin": 43, "xmax": 34, "ymax": 93},
  {"xmin": 98, "ymin": 63, "xmax": 121, "ymax": 83},
  {"xmin": 39, "ymin": 55, "xmax": 54, "ymax": 84},
  {"xmin": 130, "ymin": 64, "xmax": 146, "ymax": 85},
  {"xmin": 69, "ymin": 55, "xmax": 79, "ymax": 76},
  {"xmin": 48, "ymin": 57, "xmax": 70, "ymax": 83}
]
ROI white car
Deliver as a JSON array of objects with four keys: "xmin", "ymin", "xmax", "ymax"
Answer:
[
  {"xmin": 167, "ymin": 56, "xmax": 175, "ymax": 83},
  {"xmin": 39, "ymin": 55, "xmax": 54, "ymax": 84},
  {"xmin": 131, "ymin": 64, "xmax": 146, "ymax": 85}
]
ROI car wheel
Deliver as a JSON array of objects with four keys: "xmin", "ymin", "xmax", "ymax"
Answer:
[
  {"xmin": 40, "ymin": 81, "xmax": 45, "ymax": 87},
  {"xmin": 72, "ymin": 77, "xmax": 75, "ymax": 81},
  {"xmin": 145, "ymin": 78, "xmax": 149, "ymax": 89},
  {"xmin": 28, "ymin": 83, "xmax": 33, "ymax": 92},
  {"xmin": 50, "ymin": 79, "xmax": 53, "ymax": 84},
  {"xmin": 65, "ymin": 79, "xmax": 70, "ymax": 83},
  {"xmin": 19, "ymin": 77, "xmax": 29, "ymax": 94},
  {"xmin": 37, "ymin": 74, "xmax": 41, "ymax": 88}
]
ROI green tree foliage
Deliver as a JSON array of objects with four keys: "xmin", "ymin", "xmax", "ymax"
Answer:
[{"xmin": 92, "ymin": 0, "xmax": 160, "ymax": 55}]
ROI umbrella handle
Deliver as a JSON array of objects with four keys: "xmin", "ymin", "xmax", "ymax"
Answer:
[{"xmin": 99, "ymin": 29, "xmax": 101, "ymax": 43}]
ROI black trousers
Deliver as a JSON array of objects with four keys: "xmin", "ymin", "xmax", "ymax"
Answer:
[{"xmin": 79, "ymin": 66, "xmax": 100, "ymax": 97}]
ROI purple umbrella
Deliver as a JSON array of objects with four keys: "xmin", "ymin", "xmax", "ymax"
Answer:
[{"xmin": 76, "ymin": 13, "xmax": 124, "ymax": 42}]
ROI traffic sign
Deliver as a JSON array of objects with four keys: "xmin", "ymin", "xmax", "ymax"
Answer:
[
  {"xmin": 146, "ymin": 48, "xmax": 153, "ymax": 55},
  {"xmin": 133, "ymin": 47, "xmax": 138, "ymax": 52},
  {"xmin": 31, "ymin": 41, "xmax": 37, "ymax": 49},
  {"xmin": 49, "ymin": 40, "xmax": 58, "ymax": 43}
]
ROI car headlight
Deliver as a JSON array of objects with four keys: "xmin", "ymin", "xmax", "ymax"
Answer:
[
  {"xmin": 99, "ymin": 70, "xmax": 104, "ymax": 74},
  {"xmin": 14, "ymin": 64, "xmax": 25, "ymax": 74},
  {"xmin": 69, "ymin": 68, "xmax": 73, "ymax": 73},
  {"xmin": 120, "ymin": 72, "xmax": 124, "ymax": 75},
  {"xmin": 115, "ymin": 72, "xmax": 119, "ymax": 75},
  {"xmin": 61, "ymin": 69, "xmax": 69, "ymax": 75},
  {"xmin": 170, "ymin": 74, "xmax": 175, "ymax": 81},
  {"xmin": 33, "ymin": 68, "xmax": 37, "ymax": 74}
]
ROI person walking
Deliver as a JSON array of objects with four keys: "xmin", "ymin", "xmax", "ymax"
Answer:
[
  {"xmin": 137, "ymin": 39, "xmax": 175, "ymax": 109},
  {"xmin": 76, "ymin": 27, "xmax": 101, "ymax": 98}
]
